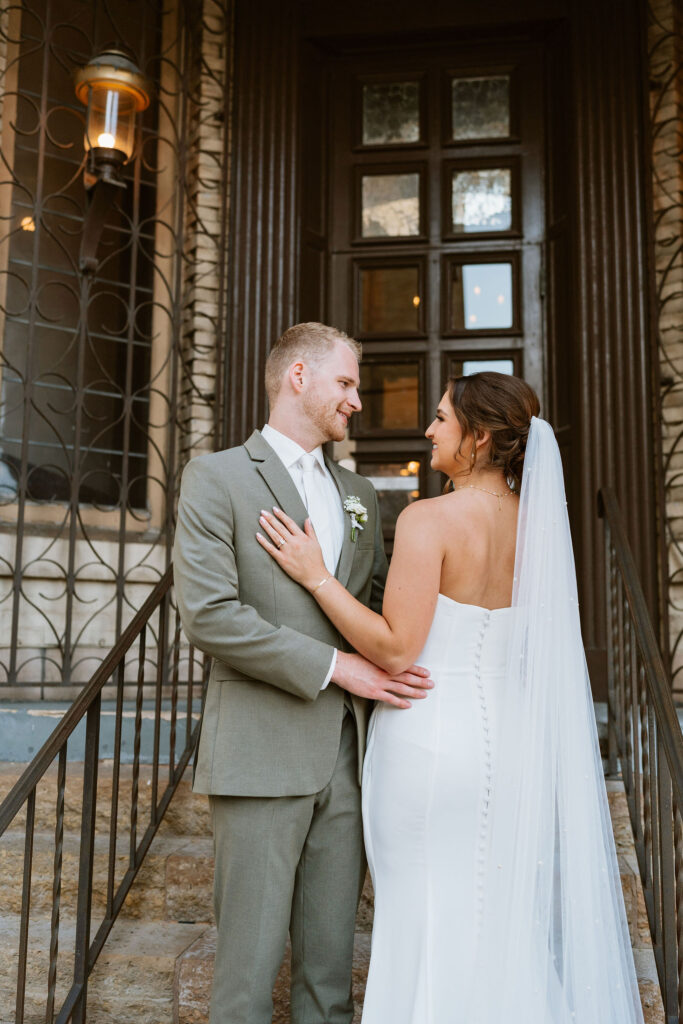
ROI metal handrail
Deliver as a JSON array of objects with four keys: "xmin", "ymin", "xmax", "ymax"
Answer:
[
  {"xmin": 0, "ymin": 565, "xmax": 209, "ymax": 1024},
  {"xmin": 598, "ymin": 487, "xmax": 683, "ymax": 1024}
]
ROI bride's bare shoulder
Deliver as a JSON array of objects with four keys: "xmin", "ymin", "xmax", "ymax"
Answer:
[{"xmin": 396, "ymin": 492, "xmax": 473, "ymax": 533}]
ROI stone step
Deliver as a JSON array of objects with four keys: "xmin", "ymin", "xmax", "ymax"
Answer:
[
  {"xmin": 0, "ymin": 914, "xmax": 206, "ymax": 1024},
  {"xmin": 1, "ymin": 906, "xmax": 661, "ymax": 1024},
  {"xmin": 0, "ymin": 752, "xmax": 375, "ymax": 928},
  {"xmin": 0, "ymin": 761, "xmax": 210, "ymax": 840},
  {"xmin": 175, "ymin": 924, "xmax": 667, "ymax": 1024},
  {"xmin": 0, "ymin": 831, "xmax": 215, "ymax": 922},
  {"xmin": 0, "ymin": 761, "xmax": 665, "ymax": 1023},
  {"xmin": 0, "ymin": 911, "xmax": 369, "ymax": 1024}
]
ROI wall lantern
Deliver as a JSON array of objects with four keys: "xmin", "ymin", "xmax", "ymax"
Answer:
[{"xmin": 74, "ymin": 47, "xmax": 150, "ymax": 273}]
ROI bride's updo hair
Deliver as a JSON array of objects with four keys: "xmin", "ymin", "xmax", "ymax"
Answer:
[{"xmin": 447, "ymin": 372, "xmax": 540, "ymax": 492}]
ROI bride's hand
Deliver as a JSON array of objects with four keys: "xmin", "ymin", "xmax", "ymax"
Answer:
[{"xmin": 256, "ymin": 507, "xmax": 328, "ymax": 590}]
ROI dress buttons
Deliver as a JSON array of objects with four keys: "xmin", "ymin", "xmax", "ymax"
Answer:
[{"xmin": 474, "ymin": 609, "xmax": 493, "ymax": 935}]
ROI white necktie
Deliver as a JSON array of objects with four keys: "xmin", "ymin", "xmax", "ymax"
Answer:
[{"xmin": 299, "ymin": 453, "xmax": 335, "ymax": 575}]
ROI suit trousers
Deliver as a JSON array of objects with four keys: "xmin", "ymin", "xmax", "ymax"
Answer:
[{"xmin": 208, "ymin": 712, "xmax": 365, "ymax": 1024}]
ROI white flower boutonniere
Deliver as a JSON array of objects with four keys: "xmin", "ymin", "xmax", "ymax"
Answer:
[{"xmin": 343, "ymin": 496, "xmax": 368, "ymax": 542}]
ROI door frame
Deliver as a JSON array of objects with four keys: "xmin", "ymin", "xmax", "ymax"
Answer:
[{"xmin": 223, "ymin": 0, "xmax": 662, "ymax": 696}]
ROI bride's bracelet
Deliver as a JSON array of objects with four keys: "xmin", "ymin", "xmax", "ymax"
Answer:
[{"xmin": 311, "ymin": 575, "xmax": 332, "ymax": 594}]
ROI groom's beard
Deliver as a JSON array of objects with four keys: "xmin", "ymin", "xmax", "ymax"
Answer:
[{"xmin": 302, "ymin": 392, "xmax": 350, "ymax": 443}]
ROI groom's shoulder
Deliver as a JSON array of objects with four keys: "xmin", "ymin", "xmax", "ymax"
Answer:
[{"xmin": 180, "ymin": 442, "xmax": 252, "ymax": 486}]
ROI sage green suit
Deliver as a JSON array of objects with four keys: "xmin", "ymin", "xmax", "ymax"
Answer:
[{"xmin": 173, "ymin": 430, "xmax": 388, "ymax": 1023}]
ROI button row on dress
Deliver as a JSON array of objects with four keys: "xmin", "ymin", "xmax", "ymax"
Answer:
[{"xmin": 474, "ymin": 611, "xmax": 494, "ymax": 932}]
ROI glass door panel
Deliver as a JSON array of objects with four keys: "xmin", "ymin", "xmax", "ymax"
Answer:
[
  {"xmin": 448, "ymin": 259, "xmax": 516, "ymax": 332},
  {"xmin": 446, "ymin": 160, "xmax": 519, "ymax": 237},
  {"xmin": 353, "ymin": 358, "xmax": 423, "ymax": 436},
  {"xmin": 449, "ymin": 74, "xmax": 511, "ymax": 141},
  {"xmin": 326, "ymin": 40, "xmax": 544, "ymax": 512},
  {"xmin": 360, "ymin": 170, "xmax": 423, "ymax": 238},
  {"xmin": 357, "ymin": 262, "xmax": 424, "ymax": 336},
  {"xmin": 361, "ymin": 80, "xmax": 422, "ymax": 146}
]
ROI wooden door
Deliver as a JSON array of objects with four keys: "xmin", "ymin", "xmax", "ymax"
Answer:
[{"xmin": 325, "ymin": 40, "xmax": 546, "ymax": 542}]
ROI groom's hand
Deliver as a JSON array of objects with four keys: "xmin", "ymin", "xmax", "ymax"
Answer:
[{"xmin": 331, "ymin": 652, "xmax": 433, "ymax": 709}]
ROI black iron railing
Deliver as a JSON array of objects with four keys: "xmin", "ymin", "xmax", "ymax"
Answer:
[
  {"xmin": 599, "ymin": 487, "xmax": 683, "ymax": 1024},
  {"xmin": 0, "ymin": 565, "xmax": 208, "ymax": 1024}
]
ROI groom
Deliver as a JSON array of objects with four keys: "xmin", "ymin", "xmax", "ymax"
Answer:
[{"xmin": 173, "ymin": 322, "xmax": 432, "ymax": 1023}]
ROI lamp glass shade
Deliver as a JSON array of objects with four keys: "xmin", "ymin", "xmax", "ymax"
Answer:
[{"xmin": 84, "ymin": 84, "xmax": 137, "ymax": 159}]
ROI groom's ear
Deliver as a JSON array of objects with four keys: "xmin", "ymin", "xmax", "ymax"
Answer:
[{"xmin": 288, "ymin": 360, "xmax": 306, "ymax": 393}]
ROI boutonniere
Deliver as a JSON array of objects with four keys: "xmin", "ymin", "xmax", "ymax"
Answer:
[{"xmin": 343, "ymin": 496, "xmax": 368, "ymax": 542}]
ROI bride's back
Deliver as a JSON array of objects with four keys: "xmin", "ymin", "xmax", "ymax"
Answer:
[{"xmin": 434, "ymin": 488, "xmax": 519, "ymax": 611}]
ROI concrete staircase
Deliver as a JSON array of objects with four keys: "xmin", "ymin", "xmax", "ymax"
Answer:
[{"xmin": 0, "ymin": 762, "xmax": 665, "ymax": 1024}]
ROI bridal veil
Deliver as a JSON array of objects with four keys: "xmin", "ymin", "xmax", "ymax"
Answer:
[{"xmin": 466, "ymin": 416, "xmax": 644, "ymax": 1023}]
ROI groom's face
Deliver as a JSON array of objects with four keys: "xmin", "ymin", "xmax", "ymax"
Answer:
[{"xmin": 301, "ymin": 341, "xmax": 362, "ymax": 443}]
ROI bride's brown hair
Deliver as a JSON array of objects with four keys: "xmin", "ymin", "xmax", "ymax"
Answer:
[{"xmin": 447, "ymin": 372, "xmax": 540, "ymax": 492}]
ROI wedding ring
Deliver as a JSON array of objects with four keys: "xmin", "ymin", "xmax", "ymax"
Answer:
[{"xmin": 277, "ymin": 536, "xmax": 286, "ymax": 547}]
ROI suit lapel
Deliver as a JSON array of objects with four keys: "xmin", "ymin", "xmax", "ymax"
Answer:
[
  {"xmin": 245, "ymin": 430, "xmax": 308, "ymax": 524},
  {"xmin": 245, "ymin": 431, "xmax": 358, "ymax": 588},
  {"xmin": 324, "ymin": 454, "xmax": 356, "ymax": 589}
]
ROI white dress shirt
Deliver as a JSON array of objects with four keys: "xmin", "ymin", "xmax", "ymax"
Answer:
[{"xmin": 261, "ymin": 423, "xmax": 344, "ymax": 689}]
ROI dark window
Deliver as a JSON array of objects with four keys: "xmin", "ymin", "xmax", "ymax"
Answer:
[{"xmin": 0, "ymin": 0, "xmax": 160, "ymax": 509}]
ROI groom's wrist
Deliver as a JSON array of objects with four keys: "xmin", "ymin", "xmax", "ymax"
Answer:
[{"xmin": 330, "ymin": 650, "xmax": 357, "ymax": 689}]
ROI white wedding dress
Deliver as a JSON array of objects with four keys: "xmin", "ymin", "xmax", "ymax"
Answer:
[
  {"xmin": 362, "ymin": 595, "xmax": 512, "ymax": 1022},
  {"xmin": 360, "ymin": 417, "xmax": 645, "ymax": 1024}
]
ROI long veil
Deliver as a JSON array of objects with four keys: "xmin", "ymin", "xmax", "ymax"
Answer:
[{"xmin": 466, "ymin": 417, "xmax": 644, "ymax": 1023}]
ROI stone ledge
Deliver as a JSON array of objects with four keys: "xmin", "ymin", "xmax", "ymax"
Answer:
[
  {"xmin": 0, "ymin": 762, "xmax": 211, "ymax": 839},
  {"xmin": 0, "ymin": 915, "xmax": 205, "ymax": 1024},
  {"xmin": 0, "ymin": 832, "xmax": 215, "ymax": 922}
]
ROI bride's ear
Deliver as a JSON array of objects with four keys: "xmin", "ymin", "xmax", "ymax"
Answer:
[{"xmin": 476, "ymin": 429, "xmax": 492, "ymax": 456}]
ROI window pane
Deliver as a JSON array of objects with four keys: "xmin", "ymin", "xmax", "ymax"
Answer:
[
  {"xmin": 451, "ymin": 263, "xmax": 513, "ymax": 330},
  {"xmin": 451, "ymin": 75, "xmax": 510, "ymax": 141},
  {"xmin": 362, "ymin": 173, "xmax": 420, "ymax": 237},
  {"xmin": 451, "ymin": 168, "xmax": 512, "ymax": 233},
  {"xmin": 362, "ymin": 81, "xmax": 420, "ymax": 145},
  {"xmin": 358, "ymin": 361, "xmax": 420, "ymax": 432},
  {"xmin": 360, "ymin": 266, "xmax": 421, "ymax": 333},
  {"xmin": 457, "ymin": 358, "xmax": 515, "ymax": 376},
  {"xmin": 359, "ymin": 460, "xmax": 421, "ymax": 533}
]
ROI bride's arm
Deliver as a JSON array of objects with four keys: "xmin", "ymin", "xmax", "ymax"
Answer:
[{"xmin": 257, "ymin": 501, "xmax": 443, "ymax": 675}]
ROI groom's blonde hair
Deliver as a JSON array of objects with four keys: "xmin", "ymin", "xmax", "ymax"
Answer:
[{"xmin": 265, "ymin": 322, "xmax": 361, "ymax": 402}]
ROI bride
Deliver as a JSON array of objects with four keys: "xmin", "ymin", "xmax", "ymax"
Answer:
[{"xmin": 256, "ymin": 371, "xmax": 644, "ymax": 1024}]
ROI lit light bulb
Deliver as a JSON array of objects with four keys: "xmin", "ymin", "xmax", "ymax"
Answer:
[
  {"xmin": 469, "ymin": 314, "xmax": 478, "ymax": 324},
  {"xmin": 473, "ymin": 285, "xmax": 482, "ymax": 295},
  {"xmin": 20, "ymin": 216, "xmax": 35, "ymax": 232},
  {"xmin": 97, "ymin": 132, "xmax": 116, "ymax": 148},
  {"xmin": 412, "ymin": 295, "xmax": 420, "ymax": 308},
  {"xmin": 407, "ymin": 461, "xmax": 420, "ymax": 475},
  {"xmin": 497, "ymin": 294, "xmax": 505, "ymax": 304}
]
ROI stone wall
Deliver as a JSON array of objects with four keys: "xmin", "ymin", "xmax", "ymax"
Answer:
[
  {"xmin": 648, "ymin": 0, "xmax": 683, "ymax": 690},
  {"xmin": 178, "ymin": 0, "xmax": 233, "ymax": 465}
]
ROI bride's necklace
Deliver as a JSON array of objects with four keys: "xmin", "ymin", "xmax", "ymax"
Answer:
[{"xmin": 452, "ymin": 482, "xmax": 514, "ymax": 511}]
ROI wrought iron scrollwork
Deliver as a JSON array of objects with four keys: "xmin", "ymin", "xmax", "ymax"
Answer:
[
  {"xmin": 0, "ymin": 0, "xmax": 231, "ymax": 696},
  {"xmin": 648, "ymin": 0, "xmax": 683, "ymax": 690}
]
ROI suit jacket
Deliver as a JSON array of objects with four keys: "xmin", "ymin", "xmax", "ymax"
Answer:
[{"xmin": 173, "ymin": 429, "xmax": 388, "ymax": 797}]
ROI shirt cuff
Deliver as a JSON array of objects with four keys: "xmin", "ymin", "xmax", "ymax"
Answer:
[{"xmin": 321, "ymin": 649, "xmax": 338, "ymax": 690}]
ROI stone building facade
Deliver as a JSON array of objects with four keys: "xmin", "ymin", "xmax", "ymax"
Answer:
[{"xmin": 0, "ymin": 0, "xmax": 681, "ymax": 700}]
